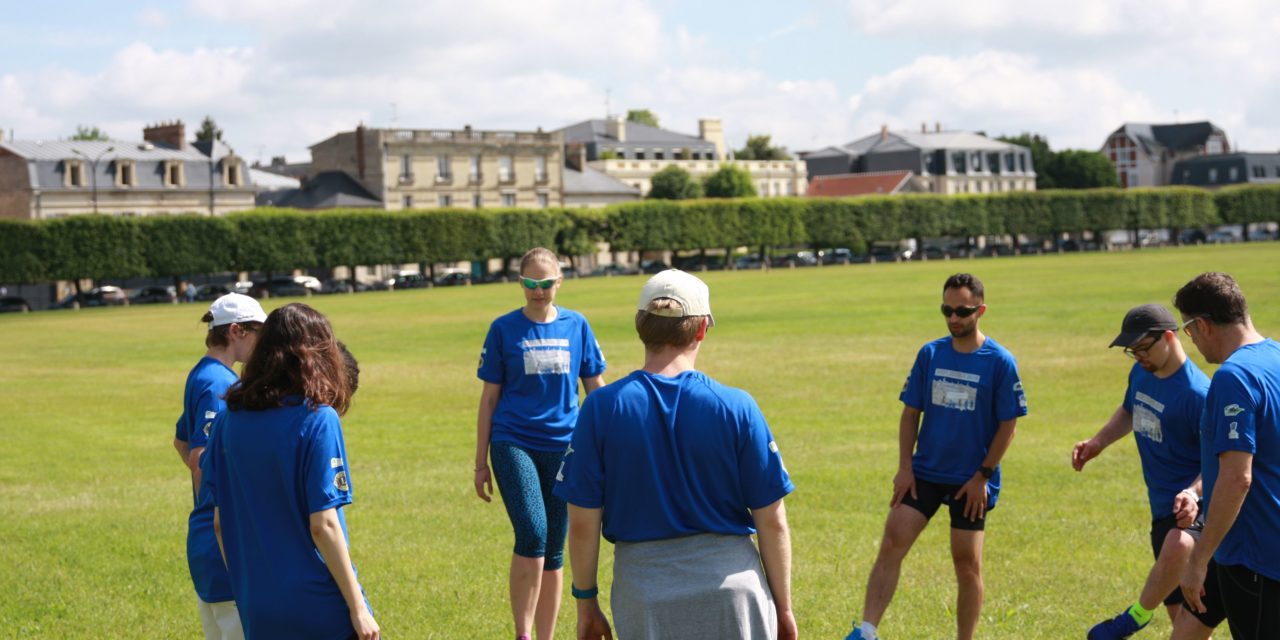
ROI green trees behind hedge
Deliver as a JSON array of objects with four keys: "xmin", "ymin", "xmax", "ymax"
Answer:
[{"xmin": 1, "ymin": 185, "xmax": 1276, "ymax": 285}]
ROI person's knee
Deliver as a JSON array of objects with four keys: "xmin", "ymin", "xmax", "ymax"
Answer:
[{"xmin": 1160, "ymin": 530, "xmax": 1194, "ymax": 561}]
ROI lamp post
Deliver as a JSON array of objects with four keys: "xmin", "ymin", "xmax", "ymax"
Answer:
[{"xmin": 73, "ymin": 146, "xmax": 115, "ymax": 214}]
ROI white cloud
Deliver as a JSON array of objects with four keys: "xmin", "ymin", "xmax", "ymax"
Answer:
[{"xmin": 845, "ymin": 51, "xmax": 1165, "ymax": 149}]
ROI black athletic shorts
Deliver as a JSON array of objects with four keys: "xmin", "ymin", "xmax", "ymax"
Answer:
[
  {"xmin": 900, "ymin": 477, "xmax": 992, "ymax": 531},
  {"xmin": 1174, "ymin": 514, "xmax": 1227, "ymax": 628},
  {"xmin": 1151, "ymin": 512, "xmax": 1197, "ymax": 606},
  {"xmin": 1214, "ymin": 562, "xmax": 1280, "ymax": 638}
]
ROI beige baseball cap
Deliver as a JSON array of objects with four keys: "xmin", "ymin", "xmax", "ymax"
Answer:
[{"xmin": 637, "ymin": 269, "xmax": 714, "ymax": 326}]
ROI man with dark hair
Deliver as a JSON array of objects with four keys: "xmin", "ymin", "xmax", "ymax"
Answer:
[
  {"xmin": 1175, "ymin": 272, "xmax": 1280, "ymax": 639},
  {"xmin": 847, "ymin": 273, "xmax": 1027, "ymax": 640},
  {"xmin": 555, "ymin": 269, "xmax": 796, "ymax": 640},
  {"xmin": 1076, "ymin": 304, "xmax": 1219, "ymax": 640}
]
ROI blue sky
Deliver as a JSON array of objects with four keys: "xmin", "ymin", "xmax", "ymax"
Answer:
[{"xmin": 2, "ymin": 0, "xmax": 1276, "ymax": 163}]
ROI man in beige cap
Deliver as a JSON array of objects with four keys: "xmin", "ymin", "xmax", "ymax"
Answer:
[{"xmin": 555, "ymin": 269, "xmax": 797, "ymax": 640}]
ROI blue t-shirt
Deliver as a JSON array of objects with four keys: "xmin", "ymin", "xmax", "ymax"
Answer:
[
  {"xmin": 201, "ymin": 398, "xmax": 371, "ymax": 640},
  {"xmin": 900, "ymin": 336, "xmax": 1028, "ymax": 504},
  {"xmin": 1123, "ymin": 359, "xmax": 1209, "ymax": 520},
  {"xmin": 176, "ymin": 356, "xmax": 237, "ymax": 603},
  {"xmin": 554, "ymin": 369, "xmax": 794, "ymax": 543},
  {"xmin": 477, "ymin": 307, "xmax": 607, "ymax": 452},
  {"xmin": 1199, "ymin": 339, "xmax": 1280, "ymax": 581}
]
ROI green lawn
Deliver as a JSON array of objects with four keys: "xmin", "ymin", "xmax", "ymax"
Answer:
[{"xmin": 3, "ymin": 244, "xmax": 1277, "ymax": 638}]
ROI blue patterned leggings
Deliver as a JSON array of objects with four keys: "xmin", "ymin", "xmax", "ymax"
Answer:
[{"xmin": 490, "ymin": 441, "xmax": 567, "ymax": 570}]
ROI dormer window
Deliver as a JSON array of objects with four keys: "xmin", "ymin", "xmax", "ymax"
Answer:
[
  {"xmin": 116, "ymin": 160, "xmax": 137, "ymax": 187},
  {"xmin": 163, "ymin": 160, "xmax": 185, "ymax": 187},
  {"xmin": 223, "ymin": 160, "xmax": 243, "ymax": 187},
  {"xmin": 65, "ymin": 160, "xmax": 85, "ymax": 187}
]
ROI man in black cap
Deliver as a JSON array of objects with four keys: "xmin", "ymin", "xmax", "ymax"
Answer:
[{"xmin": 1074, "ymin": 304, "xmax": 1222, "ymax": 639}]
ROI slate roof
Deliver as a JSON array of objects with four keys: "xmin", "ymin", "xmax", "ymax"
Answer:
[
  {"xmin": 0, "ymin": 138, "xmax": 248, "ymax": 191},
  {"xmin": 558, "ymin": 119, "xmax": 714, "ymax": 148},
  {"xmin": 808, "ymin": 171, "xmax": 912, "ymax": 197},
  {"xmin": 255, "ymin": 171, "xmax": 381, "ymax": 209},
  {"xmin": 563, "ymin": 166, "xmax": 639, "ymax": 196},
  {"xmin": 1113, "ymin": 121, "xmax": 1225, "ymax": 155}
]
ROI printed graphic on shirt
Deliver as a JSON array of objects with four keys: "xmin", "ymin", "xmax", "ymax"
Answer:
[
  {"xmin": 1132, "ymin": 391, "xmax": 1165, "ymax": 443},
  {"xmin": 523, "ymin": 338, "xmax": 572, "ymax": 375},
  {"xmin": 478, "ymin": 347, "xmax": 486, "ymax": 369},
  {"xmin": 1224, "ymin": 403, "xmax": 1245, "ymax": 417},
  {"xmin": 333, "ymin": 471, "xmax": 349, "ymax": 492},
  {"xmin": 1228, "ymin": 421, "xmax": 1240, "ymax": 440},
  {"xmin": 203, "ymin": 421, "xmax": 213, "ymax": 436},
  {"xmin": 931, "ymin": 368, "xmax": 980, "ymax": 411},
  {"xmin": 330, "ymin": 457, "xmax": 344, "ymax": 468},
  {"xmin": 1014, "ymin": 381, "xmax": 1027, "ymax": 409}
]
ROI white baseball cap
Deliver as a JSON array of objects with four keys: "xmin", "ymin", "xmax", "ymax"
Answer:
[
  {"xmin": 208, "ymin": 293, "xmax": 267, "ymax": 328},
  {"xmin": 637, "ymin": 269, "xmax": 714, "ymax": 326}
]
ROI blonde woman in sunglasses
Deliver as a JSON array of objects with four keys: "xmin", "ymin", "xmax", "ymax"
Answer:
[{"xmin": 473, "ymin": 247, "xmax": 607, "ymax": 640}]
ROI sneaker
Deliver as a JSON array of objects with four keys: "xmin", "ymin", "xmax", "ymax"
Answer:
[
  {"xmin": 844, "ymin": 623, "xmax": 879, "ymax": 640},
  {"xmin": 1087, "ymin": 610, "xmax": 1148, "ymax": 639}
]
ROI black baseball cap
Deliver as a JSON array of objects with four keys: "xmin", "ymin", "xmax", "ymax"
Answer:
[{"xmin": 1109, "ymin": 304, "xmax": 1178, "ymax": 348}]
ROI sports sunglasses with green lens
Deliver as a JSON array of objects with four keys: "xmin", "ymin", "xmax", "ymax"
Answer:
[{"xmin": 521, "ymin": 276, "xmax": 557, "ymax": 290}]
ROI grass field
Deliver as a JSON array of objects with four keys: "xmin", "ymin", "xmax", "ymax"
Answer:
[{"xmin": 3, "ymin": 243, "xmax": 1278, "ymax": 639}]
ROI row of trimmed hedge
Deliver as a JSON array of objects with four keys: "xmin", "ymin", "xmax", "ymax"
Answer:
[{"xmin": 2, "ymin": 185, "xmax": 1278, "ymax": 285}]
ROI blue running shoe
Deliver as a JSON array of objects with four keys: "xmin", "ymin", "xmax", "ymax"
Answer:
[
  {"xmin": 1088, "ymin": 610, "xmax": 1148, "ymax": 639},
  {"xmin": 844, "ymin": 622, "xmax": 879, "ymax": 640}
]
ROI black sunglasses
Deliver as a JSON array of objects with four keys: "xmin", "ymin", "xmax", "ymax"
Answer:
[{"xmin": 940, "ymin": 304, "xmax": 981, "ymax": 318}]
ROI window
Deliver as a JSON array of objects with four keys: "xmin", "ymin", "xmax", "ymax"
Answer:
[
  {"xmin": 66, "ymin": 161, "xmax": 85, "ymax": 187},
  {"xmin": 499, "ymin": 155, "xmax": 514, "ymax": 182},
  {"xmin": 1182, "ymin": 170, "xmax": 1191, "ymax": 183},
  {"xmin": 535, "ymin": 155, "xmax": 547, "ymax": 182},
  {"xmin": 536, "ymin": 193, "xmax": 549, "ymax": 208},
  {"xmin": 951, "ymin": 152, "xmax": 967, "ymax": 174},
  {"xmin": 1209, "ymin": 168, "xmax": 1218, "ymax": 183},
  {"xmin": 473, "ymin": 194, "xmax": 483, "ymax": 208},
  {"xmin": 987, "ymin": 153, "xmax": 1001, "ymax": 174},
  {"xmin": 116, "ymin": 161, "xmax": 136, "ymax": 187},
  {"xmin": 1229, "ymin": 166, "xmax": 1239, "ymax": 182},
  {"xmin": 438, "ymin": 194, "xmax": 452, "ymax": 207},
  {"xmin": 654, "ymin": 150, "xmax": 665, "ymax": 160},
  {"xmin": 1018, "ymin": 154, "xmax": 1027, "ymax": 173},
  {"xmin": 691, "ymin": 152, "xmax": 701, "ymax": 160},
  {"xmin": 164, "ymin": 161, "xmax": 184, "ymax": 187},
  {"xmin": 437, "ymin": 154, "xmax": 451, "ymax": 180},
  {"xmin": 635, "ymin": 151, "xmax": 646, "ymax": 160},
  {"xmin": 1005, "ymin": 154, "xmax": 1015, "ymax": 172},
  {"xmin": 403, "ymin": 195, "xmax": 414, "ymax": 209},
  {"xmin": 470, "ymin": 154, "xmax": 481, "ymax": 182},
  {"xmin": 1253, "ymin": 165, "xmax": 1265, "ymax": 178},
  {"xmin": 1130, "ymin": 150, "xmax": 1136, "ymax": 162},
  {"xmin": 1275, "ymin": 166, "xmax": 1280, "ymax": 178},
  {"xmin": 971, "ymin": 152, "xmax": 983, "ymax": 172},
  {"xmin": 225, "ymin": 163, "xmax": 242, "ymax": 187},
  {"xmin": 400, "ymin": 154, "xmax": 414, "ymax": 183},
  {"xmin": 501, "ymin": 193, "xmax": 516, "ymax": 207},
  {"xmin": 1129, "ymin": 173, "xmax": 1139, "ymax": 187}
]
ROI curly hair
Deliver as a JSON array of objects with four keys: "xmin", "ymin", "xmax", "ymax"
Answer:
[{"xmin": 225, "ymin": 303, "xmax": 351, "ymax": 415}]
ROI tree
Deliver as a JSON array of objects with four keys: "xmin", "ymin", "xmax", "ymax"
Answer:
[
  {"xmin": 1048, "ymin": 150, "xmax": 1120, "ymax": 189},
  {"xmin": 702, "ymin": 165, "xmax": 757, "ymax": 198},
  {"xmin": 626, "ymin": 109, "xmax": 660, "ymax": 129},
  {"xmin": 196, "ymin": 116, "xmax": 223, "ymax": 142},
  {"xmin": 647, "ymin": 165, "xmax": 703, "ymax": 200},
  {"xmin": 71, "ymin": 125, "xmax": 110, "ymax": 141},
  {"xmin": 998, "ymin": 133, "xmax": 1055, "ymax": 189},
  {"xmin": 599, "ymin": 149, "xmax": 621, "ymax": 160},
  {"xmin": 734, "ymin": 134, "xmax": 791, "ymax": 160}
]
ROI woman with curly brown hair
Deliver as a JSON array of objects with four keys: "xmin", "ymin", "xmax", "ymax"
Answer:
[{"xmin": 202, "ymin": 303, "xmax": 379, "ymax": 640}]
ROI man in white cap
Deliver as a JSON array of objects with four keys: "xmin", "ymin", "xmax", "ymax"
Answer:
[
  {"xmin": 555, "ymin": 269, "xmax": 796, "ymax": 640},
  {"xmin": 175, "ymin": 293, "xmax": 266, "ymax": 639}
]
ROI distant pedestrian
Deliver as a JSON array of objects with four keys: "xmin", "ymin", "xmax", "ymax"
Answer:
[{"xmin": 187, "ymin": 281, "xmax": 198, "ymax": 304}]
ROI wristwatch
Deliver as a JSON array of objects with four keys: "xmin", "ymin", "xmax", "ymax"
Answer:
[{"xmin": 977, "ymin": 466, "xmax": 995, "ymax": 479}]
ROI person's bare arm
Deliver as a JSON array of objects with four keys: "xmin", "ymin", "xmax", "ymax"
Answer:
[
  {"xmin": 567, "ymin": 505, "xmax": 612, "ymax": 640},
  {"xmin": 892, "ymin": 406, "xmax": 922, "ymax": 507},
  {"xmin": 174, "ymin": 438, "xmax": 190, "ymax": 467},
  {"xmin": 582, "ymin": 375, "xmax": 606, "ymax": 395},
  {"xmin": 956, "ymin": 418, "xmax": 1017, "ymax": 521},
  {"xmin": 1182, "ymin": 451, "xmax": 1253, "ymax": 613},
  {"xmin": 1072, "ymin": 405, "xmax": 1133, "ymax": 471},
  {"xmin": 753, "ymin": 499, "xmax": 796, "ymax": 640},
  {"xmin": 310, "ymin": 508, "xmax": 380, "ymax": 639},
  {"xmin": 474, "ymin": 382, "xmax": 502, "ymax": 501}
]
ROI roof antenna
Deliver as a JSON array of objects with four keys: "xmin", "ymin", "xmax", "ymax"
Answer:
[{"xmin": 605, "ymin": 88, "xmax": 612, "ymax": 118}]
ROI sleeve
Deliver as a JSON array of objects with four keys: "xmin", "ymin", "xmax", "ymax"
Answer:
[
  {"xmin": 1121, "ymin": 365, "xmax": 1137, "ymax": 413},
  {"xmin": 578, "ymin": 317, "xmax": 607, "ymax": 379},
  {"xmin": 175, "ymin": 411, "xmax": 188, "ymax": 442},
  {"xmin": 737, "ymin": 398, "xmax": 795, "ymax": 510},
  {"xmin": 994, "ymin": 352, "xmax": 1028, "ymax": 421},
  {"xmin": 199, "ymin": 414, "xmax": 223, "ymax": 505},
  {"xmin": 301, "ymin": 408, "xmax": 354, "ymax": 514},
  {"xmin": 1208, "ymin": 368, "xmax": 1259, "ymax": 456},
  {"xmin": 899, "ymin": 345, "xmax": 930, "ymax": 410},
  {"xmin": 188, "ymin": 386, "xmax": 228, "ymax": 450},
  {"xmin": 552, "ymin": 396, "xmax": 605, "ymax": 508},
  {"xmin": 477, "ymin": 321, "xmax": 505, "ymax": 384}
]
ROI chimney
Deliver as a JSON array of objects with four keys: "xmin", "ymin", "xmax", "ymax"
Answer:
[
  {"xmin": 606, "ymin": 115, "xmax": 626, "ymax": 143},
  {"xmin": 566, "ymin": 143, "xmax": 587, "ymax": 172},
  {"xmin": 921, "ymin": 122, "xmax": 927, "ymax": 134},
  {"xmin": 143, "ymin": 120, "xmax": 186, "ymax": 150},
  {"xmin": 698, "ymin": 118, "xmax": 726, "ymax": 161},
  {"xmin": 355, "ymin": 123, "xmax": 366, "ymax": 180},
  {"xmin": 935, "ymin": 122, "xmax": 941, "ymax": 133},
  {"xmin": 880, "ymin": 124, "xmax": 889, "ymax": 140}
]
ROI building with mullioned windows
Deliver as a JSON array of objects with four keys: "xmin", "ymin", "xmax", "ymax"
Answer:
[{"xmin": 1100, "ymin": 121, "xmax": 1229, "ymax": 188}]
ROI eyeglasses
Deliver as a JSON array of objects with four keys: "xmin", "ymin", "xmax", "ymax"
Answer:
[
  {"xmin": 1180, "ymin": 316, "xmax": 1204, "ymax": 336},
  {"xmin": 940, "ymin": 304, "xmax": 981, "ymax": 318},
  {"xmin": 520, "ymin": 276, "xmax": 557, "ymax": 290},
  {"xmin": 1123, "ymin": 335, "xmax": 1161, "ymax": 359}
]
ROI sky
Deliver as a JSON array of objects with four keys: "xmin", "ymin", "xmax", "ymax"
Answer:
[{"xmin": 2, "ymin": 0, "xmax": 1277, "ymax": 164}]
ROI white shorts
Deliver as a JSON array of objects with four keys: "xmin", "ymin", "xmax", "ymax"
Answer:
[{"xmin": 197, "ymin": 597, "xmax": 244, "ymax": 640}]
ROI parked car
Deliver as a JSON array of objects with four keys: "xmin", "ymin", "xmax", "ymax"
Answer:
[
  {"xmin": 321, "ymin": 278, "xmax": 374, "ymax": 294},
  {"xmin": 771, "ymin": 251, "xmax": 818, "ymax": 268},
  {"xmin": 673, "ymin": 255, "xmax": 725, "ymax": 271},
  {"xmin": 640, "ymin": 260, "xmax": 671, "ymax": 274},
  {"xmin": 868, "ymin": 246, "xmax": 912, "ymax": 262},
  {"xmin": 735, "ymin": 255, "xmax": 766, "ymax": 270},
  {"xmin": 55, "ymin": 286, "xmax": 128, "ymax": 309},
  {"xmin": 435, "ymin": 271, "xmax": 472, "ymax": 287},
  {"xmin": 389, "ymin": 272, "xmax": 430, "ymax": 290},
  {"xmin": 820, "ymin": 248, "xmax": 854, "ymax": 265},
  {"xmin": 1247, "ymin": 229, "xmax": 1277, "ymax": 242},
  {"xmin": 0, "ymin": 296, "xmax": 32, "ymax": 313},
  {"xmin": 195, "ymin": 282, "xmax": 252, "ymax": 301},
  {"xmin": 252, "ymin": 275, "xmax": 323, "ymax": 298},
  {"xmin": 1206, "ymin": 229, "xmax": 1239, "ymax": 244},
  {"xmin": 129, "ymin": 285, "xmax": 177, "ymax": 305},
  {"xmin": 591, "ymin": 264, "xmax": 633, "ymax": 277},
  {"xmin": 1178, "ymin": 229, "xmax": 1208, "ymax": 245}
]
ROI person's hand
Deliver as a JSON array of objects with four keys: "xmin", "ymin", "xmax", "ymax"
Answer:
[
  {"xmin": 776, "ymin": 607, "xmax": 798, "ymax": 640},
  {"xmin": 1072, "ymin": 439, "xmax": 1102, "ymax": 471},
  {"xmin": 1173, "ymin": 491, "xmax": 1199, "ymax": 529},
  {"xmin": 1180, "ymin": 559, "xmax": 1209, "ymax": 613},
  {"xmin": 955, "ymin": 475, "xmax": 989, "ymax": 522},
  {"xmin": 351, "ymin": 607, "xmax": 380, "ymax": 640},
  {"xmin": 891, "ymin": 467, "xmax": 917, "ymax": 508},
  {"xmin": 474, "ymin": 465, "xmax": 493, "ymax": 502},
  {"xmin": 576, "ymin": 599, "xmax": 613, "ymax": 640}
]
